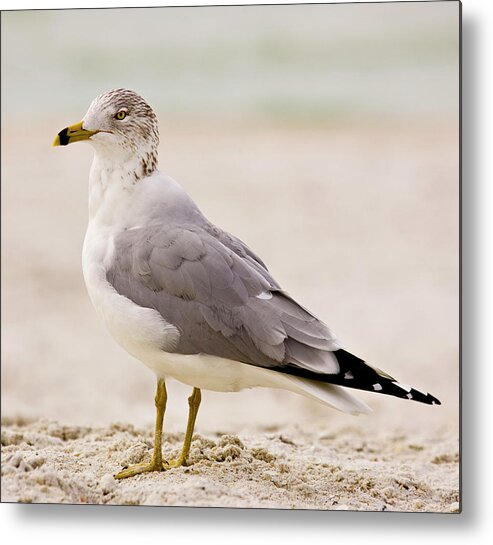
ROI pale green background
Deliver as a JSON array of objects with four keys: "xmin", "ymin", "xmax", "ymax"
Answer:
[{"xmin": 2, "ymin": 3, "xmax": 458, "ymax": 124}]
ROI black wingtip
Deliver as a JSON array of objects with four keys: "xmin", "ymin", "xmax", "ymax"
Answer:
[
  {"xmin": 330, "ymin": 349, "xmax": 442, "ymax": 406},
  {"xmin": 397, "ymin": 384, "xmax": 441, "ymax": 406},
  {"xmin": 427, "ymin": 393, "xmax": 441, "ymax": 406}
]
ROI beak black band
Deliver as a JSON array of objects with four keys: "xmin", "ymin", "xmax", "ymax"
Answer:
[{"xmin": 57, "ymin": 127, "xmax": 70, "ymax": 146}]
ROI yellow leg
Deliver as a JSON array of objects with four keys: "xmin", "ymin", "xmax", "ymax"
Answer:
[
  {"xmin": 166, "ymin": 388, "xmax": 201, "ymax": 468},
  {"xmin": 114, "ymin": 378, "xmax": 168, "ymax": 479}
]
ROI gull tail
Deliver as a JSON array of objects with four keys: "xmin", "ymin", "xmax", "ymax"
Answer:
[
  {"xmin": 327, "ymin": 349, "xmax": 441, "ymax": 406},
  {"xmin": 282, "ymin": 374, "xmax": 372, "ymax": 415}
]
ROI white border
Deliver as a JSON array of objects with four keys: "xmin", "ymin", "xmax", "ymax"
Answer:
[{"xmin": 3, "ymin": 0, "xmax": 328, "ymax": 9}]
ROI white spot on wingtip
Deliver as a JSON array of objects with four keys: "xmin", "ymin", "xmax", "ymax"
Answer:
[
  {"xmin": 344, "ymin": 371, "xmax": 354, "ymax": 380},
  {"xmin": 372, "ymin": 383, "xmax": 382, "ymax": 391},
  {"xmin": 406, "ymin": 393, "xmax": 413, "ymax": 399},
  {"xmin": 257, "ymin": 291, "xmax": 272, "ymax": 300}
]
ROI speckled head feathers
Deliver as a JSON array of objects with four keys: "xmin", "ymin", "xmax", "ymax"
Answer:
[{"xmin": 83, "ymin": 88, "xmax": 159, "ymax": 178}]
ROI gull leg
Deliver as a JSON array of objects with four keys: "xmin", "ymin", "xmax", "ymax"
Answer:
[
  {"xmin": 114, "ymin": 378, "xmax": 168, "ymax": 479},
  {"xmin": 166, "ymin": 388, "xmax": 201, "ymax": 468}
]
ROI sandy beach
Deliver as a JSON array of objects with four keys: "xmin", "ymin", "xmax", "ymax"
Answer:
[
  {"xmin": 1, "ymin": 123, "xmax": 459, "ymax": 510},
  {"xmin": 1, "ymin": 417, "xmax": 458, "ymax": 511}
]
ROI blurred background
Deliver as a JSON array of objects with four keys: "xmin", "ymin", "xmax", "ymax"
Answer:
[{"xmin": 1, "ymin": 3, "xmax": 459, "ymax": 437}]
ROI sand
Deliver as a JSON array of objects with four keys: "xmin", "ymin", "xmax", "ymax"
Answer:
[
  {"xmin": 1, "ymin": 122, "xmax": 459, "ymax": 510},
  {"xmin": 1, "ymin": 418, "xmax": 459, "ymax": 511}
]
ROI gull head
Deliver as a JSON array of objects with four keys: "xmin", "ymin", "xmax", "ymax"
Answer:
[{"xmin": 53, "ymin": 89, "xmax": 159, "ymax": 176}]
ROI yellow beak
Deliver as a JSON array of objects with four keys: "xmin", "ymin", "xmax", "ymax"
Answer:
[{"xmin": 53, "ymin": 121, "xmax": 99, "ymax": 147}]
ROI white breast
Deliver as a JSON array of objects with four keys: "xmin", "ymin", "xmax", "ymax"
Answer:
[{"xmin": 82, "ymin": 223, "xmax": 181, "ymax": 363}]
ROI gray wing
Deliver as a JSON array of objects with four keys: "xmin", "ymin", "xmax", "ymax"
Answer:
[{"xmin": 107, "ymin": 222, "xmax": 342, "ymax": 375}]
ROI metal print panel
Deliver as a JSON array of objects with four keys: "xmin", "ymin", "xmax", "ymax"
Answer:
[{"xmin": 1, "ymin": 1, "xmax": 460, "ymax": 511}]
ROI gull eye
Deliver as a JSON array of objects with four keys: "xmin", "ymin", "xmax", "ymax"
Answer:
[{"xmin": 115, "ymin": 110, "xmax": 127, "ymax": 120}]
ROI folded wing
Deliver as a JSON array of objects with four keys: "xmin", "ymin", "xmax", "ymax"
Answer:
[
  {"xmin": 106, "ymin": 222, "xmax": 440, "ymax": 406},
  {"xmin": 107, "ymin": 223, "xmax": 342, "ymax": 374}
]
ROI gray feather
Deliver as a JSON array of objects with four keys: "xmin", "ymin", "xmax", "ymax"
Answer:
[{"xmin": 107, "ymin": 218, "xmax": 342, "ymax": 376}]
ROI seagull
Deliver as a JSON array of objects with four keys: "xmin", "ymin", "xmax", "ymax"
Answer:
[{"xmin": 53, "ymin": 88, "xmax": 440, "ymax": 479}]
